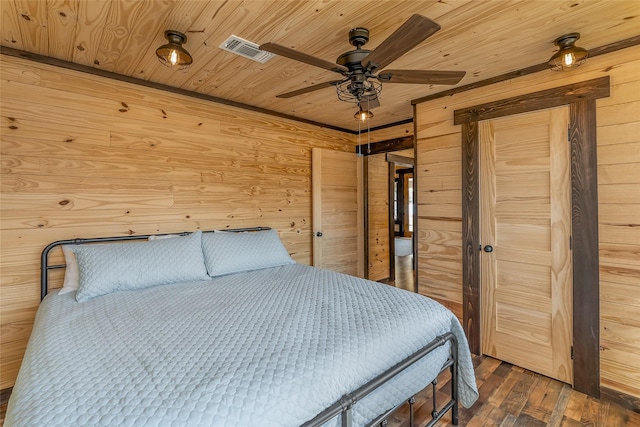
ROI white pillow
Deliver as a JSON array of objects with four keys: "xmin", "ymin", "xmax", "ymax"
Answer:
[
  {"xmin": 201, "ymin": 229, "xmax": 295, "ymax": 277},
  {"xmin": 148, "ymin": 234, "xmax": 180, "ymax": 241},
  {"xmin": 74, "ymin": 231, "xmax": 209, "ymax": 302},
  {"xmin": 58, "ymin": 245, "xmax": 79, "ymax": 295}
]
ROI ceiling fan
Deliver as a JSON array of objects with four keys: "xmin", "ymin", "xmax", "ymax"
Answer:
[{"xmin": 260, "ymin": 14, "xmax": 466, "ymax": 109}]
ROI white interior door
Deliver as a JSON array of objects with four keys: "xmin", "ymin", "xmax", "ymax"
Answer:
[
  {"xmin": 312, "ymin": 148, "xmax": 364, "ymax": 277},
  {"xmin": 480, "ymin": 107, "xmax": 573, "ymax": 384}
]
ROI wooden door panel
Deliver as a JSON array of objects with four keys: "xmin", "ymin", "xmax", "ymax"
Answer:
[
  {"xmin": 492, "ymin": 334, "xmax": 554, "ymax": 376},
  {"xmin": 496, "ymin": 171, "xmax": 550, "ymax": 197},
  {"xmin": 497, "ymin": 223, "xmax": 551, "ymax": 251},
  {"xmin": 496, "ymin": 201, "xmax": 550, "ymax": 220},
  {"xmin": 481, "ymin": 107, "xmax": 573, "ymax": 384},
  {"xmin": 312, "ymin": 148, "xmax": 364, "ymax": 277},
  {"xmin": 495, "ymin": 247, "xmax": 549, "ymax": 266},
  {"xmin": 496, "ymin": 260, "xmax": 551, "ymax": 294},
  {"xmin": 496, "ymin": 302, "xmax": 551, "ymax": 343}
]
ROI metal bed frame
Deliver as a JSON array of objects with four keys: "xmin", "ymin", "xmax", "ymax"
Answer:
[
  {"xmin": 304, "ymin": 332, "xmax": 459, "ymax": 427},
  {"xmin": 40, "ymin": 228, "xmax": 460, "ymax": 427}
]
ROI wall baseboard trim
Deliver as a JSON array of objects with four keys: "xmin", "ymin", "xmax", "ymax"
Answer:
[{"xmin": 601, "ymin": 386, "xmax": 640, "ymax": 413}]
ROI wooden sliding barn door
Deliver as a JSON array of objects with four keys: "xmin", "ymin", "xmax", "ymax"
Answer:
[
  {"xmin": 312, "ymin": 148, "xmax": 364, "ymax": 277},
  {"xmin": 480, "ymin": 107, "xmax": 573, "ymax": 384}
]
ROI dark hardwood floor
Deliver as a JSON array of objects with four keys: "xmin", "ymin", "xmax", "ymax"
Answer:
[
  {"xmin": 389, "ymin": 255, "xmax": 639, "ymax": 426},
  {"xmin": 394, "ymin": 253, "xmax": 415, "ymax": 293},
  {"xmin": 0, "ymin": 388, "xmax": 8, "ymax": 426},
  {"xmin": 386, "ymin": 354, "xmax": 640, "ymax": 427}
]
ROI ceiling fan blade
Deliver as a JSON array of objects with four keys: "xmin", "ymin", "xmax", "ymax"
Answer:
[
  {"xmin": 379, "ymin": 69, "xmax": 466, "ymax": 85},
  {"xmin": 275, "ymin": 80, "xmax": 343, "ymax": 98},
  {"xmin": 260, "ymin": 42, "xmax": 348, "ymax": 73},
  {"xmin": 364, "ymin": 14, "xmax": 441, "ymax": 71}
]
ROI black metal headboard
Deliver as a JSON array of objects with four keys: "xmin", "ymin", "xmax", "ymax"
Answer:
[{"xmin": 40, "ymin": 227, "xmax": 271, "ymax": 301}]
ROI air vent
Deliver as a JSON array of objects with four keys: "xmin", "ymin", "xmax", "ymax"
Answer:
[{"xmin": 219, "ymin": 35, "xmax": 274, "ymax": 63}]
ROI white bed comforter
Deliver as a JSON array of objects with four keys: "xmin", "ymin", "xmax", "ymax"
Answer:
[{"xmin": 6, "ymin": 264, "xmax": 478, "ymax": 426}]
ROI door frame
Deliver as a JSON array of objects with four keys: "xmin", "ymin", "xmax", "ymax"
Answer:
[
  {"xmin": 394, "ymin": 167, "xmax": 414, "ymax": 237},
  {"xmin": 386, "ymin": 154, "xmax": 415, "ymax": 284},
  {"xmin": 454, "ymin": 76, "xmax": 610, "ymax": 398}
]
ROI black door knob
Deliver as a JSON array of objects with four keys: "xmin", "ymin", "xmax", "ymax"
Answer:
[
  {"xmin": 316, "ymin": 231, "xmax": 323, "ymax": 237},
  {"xmin": 483, "ymin": 245, "xmax": 493, "ymax": 253}
]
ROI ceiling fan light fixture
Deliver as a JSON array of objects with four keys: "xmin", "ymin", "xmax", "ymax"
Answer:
[
  {"xmin": 156, "ymin": 30, "xmax": 192, "ymax": 70},
  {"xmin": 355, "ymin": 107, "xmax": 374, "ymax": 123},
  {"xmin": 548, "ymin": 32, "xmax": 588, "ymax": 71},
  {"xmin": 336, "ymin": 79, "xmax": 382, "ymax": 104}
]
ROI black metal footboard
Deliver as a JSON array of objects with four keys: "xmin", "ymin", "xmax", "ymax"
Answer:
[{"xmin": 302, "ymin": 332, "xmax": 459, "ymax": 427}]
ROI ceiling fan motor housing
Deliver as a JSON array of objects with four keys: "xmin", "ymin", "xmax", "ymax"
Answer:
[
  {"xmin": 336, "ymin": 49, "xmax": 371, "ymax": 69},
  {"xmin": 349, "ymin": 27, "xmax": 369, "ymax": 47},
  {"xmin": 336, "ymin": 27, "xmax": 371, "ymax": 70}
]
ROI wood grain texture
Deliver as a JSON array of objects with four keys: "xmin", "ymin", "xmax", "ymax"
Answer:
[
  {"xmin": 0, "ymin": 46, "xmax": 353, "ymax": 135},
  {"xmin": 311, "ymin": 148, "xmax": 363, "ymax": 277},
  {"xmin": 416, "ymin": 45, "xmax": 640, "ymax": 399},
  {"xmin": 367, "ymin": 153, "xmax": 390, "ymax": 281},
  {"xmin": 2, "ymin": 1, "xmax": 638, "ymax": 131},
  {"xmin": 455, "ymin": 77, "xmax": 611, "ymax": 397},
  {"xmin": 461, "ymin": 121, "xmax": 480, "ymax": 355},
  {"xmin": 597, "ymin": 80, "xmax": 640, "ymax": 399},
  {"xmin": 0, "ymin": 55, "xmax": 355, "ymax": 389},
  {"xmin": 367, "ymin": 123, "xmax": 414, "ymax": 144},
  {"xmin": 453, "ymin": 77, "xmax": 610, "ymax": 125},
  {"xmin": 480, "ymin": 108, "xmax": 573, "ymax": 384},
  {"xmin": 415, "ymin": 129, "xmax": 464, "ymax": 320},
  {"xmin": 479, "ymin": 120, "xmax": 497, "ymax": 360},
  {"xmin": 386, "ymin": 356, "xmax": 640, "ymax": 427},
  {"xmin": 570, "ymin": 99, "xmax": 601, "ymax": 398},
  {"xmin": 412, "ymin": 35, "xmax": 639, "ymax": 106},
  {"xmin": 355, "ymin": 135, "xmax": 414, "ymax": 156}
]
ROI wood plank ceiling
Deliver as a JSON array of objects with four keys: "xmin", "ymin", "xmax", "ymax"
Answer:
[{"xmin": 1, "ymin": 0, "xmax": 638, "ymax": 132}]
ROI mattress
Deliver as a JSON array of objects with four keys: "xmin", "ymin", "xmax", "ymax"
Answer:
[{"xmin": 6, "ymin": 264, "xmax": 478, "ymax": 426}]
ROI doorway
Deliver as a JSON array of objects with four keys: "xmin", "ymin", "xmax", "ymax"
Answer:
[
  {"xmin": 454, "ymin": 77, "xmax": 609, "ymax": 396},
  {"xmin": 394, "ymin": 168, "xmax": 414, "ymax": 238},
  {"xmin": 479, "ymin": 107, "xmax": 573, "ymax": 384},
  {"xmin": 388, "ymin": 153, "xmax": 415, "ymax": 292}
]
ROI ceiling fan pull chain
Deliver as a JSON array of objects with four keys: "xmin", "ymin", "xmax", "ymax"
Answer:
[
  {"xmin": 358, "ymin": 118, "xmax": 362, "ymax": 156},
  {"xmin": 367, "ymin": 115, "xmax": 371, "ymax": 155}
]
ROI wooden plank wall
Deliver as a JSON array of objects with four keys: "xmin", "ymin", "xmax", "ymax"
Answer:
[
  {"xmin": 367, "ymin": 123, "xmax": 413, "ymax": 143},
  {"xmin": 367, "ymin": 153, "xmax": 390, "ymax": 281},
  {"xmin": 0, "ymin": 55, "xmax": 355, "ymax": 389},
  {"xmin": 414, "ymin": 46, "xmax": 640, "ymax": 398}
]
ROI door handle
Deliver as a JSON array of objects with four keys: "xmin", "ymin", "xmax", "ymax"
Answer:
[
  {"xmin": 316, "ymin": 231, "xmax": 323, "ymax": 237},
  {"xmin": 483, "ymin": 245, "xmax": 494, "ymax": 253}
]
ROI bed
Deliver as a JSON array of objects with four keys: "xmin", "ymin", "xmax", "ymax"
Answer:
[{"xmin": 5, "ymin": 228, "xmax": 478, "ymax": 427}]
